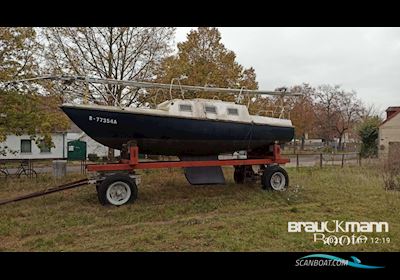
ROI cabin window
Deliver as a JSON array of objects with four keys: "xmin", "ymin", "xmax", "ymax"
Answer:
[
  {"xmin": 205, "ymin": 105, "xmax": 217, "ymax": 114},
  {"xmin": 179, "ymin": 104, "xmax": 192, "ymax": 112},
  {"xmin": 20, "ymin": 140, "xmax": 32, "ymax": 153},
  {"xmin": 39, "ymin": 140, "xmax": 51, "ymax": 153},
  {"xmin": 227, "ymin": 108, "xmax": 239, "ymax": 116}
]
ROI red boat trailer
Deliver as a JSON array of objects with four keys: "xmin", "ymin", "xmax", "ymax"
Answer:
[
  {"xmin": 87, "ymin": 144, "xmax": 289, "ymax": 172},
  {"xmin": 0, "ymin": 144, "xmax": 290, "ymax": 207},
  {"xmin": 86, "ymin": 144, "xmax": 290, "ymax": 206}
]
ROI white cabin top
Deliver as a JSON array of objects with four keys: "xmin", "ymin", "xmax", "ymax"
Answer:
[
  {"xmin": 156, "ymin": 99, "xmax": 292, "ymax": 127},
  {"xmin": 63, "ymin": 98, "xmax": 293, "ymax": 127}
]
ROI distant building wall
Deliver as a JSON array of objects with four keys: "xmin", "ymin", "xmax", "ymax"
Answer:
[
  {"xmin": 1, "ymin": 131, "xmax": 120, "ymax": 160},
  {"xmin": 379, "ymin": 112, "xmax": 400, "ymax": 158},
  {"xmin": 66, "ymin": 132, "xmax": 120, "ymax": 158},
  {"xmin": 0, "ymin": 133, "xmax": 66, "ymax": 160}
]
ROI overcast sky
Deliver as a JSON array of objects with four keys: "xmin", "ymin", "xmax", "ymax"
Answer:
[{"xmin": 175, "ymin": 27, "xmax": 400, "ymax": 114}]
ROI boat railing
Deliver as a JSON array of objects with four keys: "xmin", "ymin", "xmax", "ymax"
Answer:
[
  {"xmin": 257, "ymin": 106, "xmax": 291, "ymax": 119},
  {"xmin": 169, "ymin": 77, "xmax": 186, "ymax": 100}
]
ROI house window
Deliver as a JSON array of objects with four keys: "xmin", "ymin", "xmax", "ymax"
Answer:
[
  {"xmin": 20, "ymin": 139, "xmax": 32, "ymax": 153},
  {"xmin": 205, "ymin": 105, "xmax": 217, "ymax": 114},
  {"xmin": 227, "ymin": 108, "xmax": 239, "ymax": 116},
  {"xmin": 179, "ymin": 104, "xmax": 192, "ymax": 112},
  {"xmin": 39, "ymin": 140, "xmax": 51, "ymax": 153}
]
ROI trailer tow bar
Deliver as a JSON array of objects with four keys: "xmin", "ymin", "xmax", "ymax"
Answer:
[{"xmin": 0, "ymin": 178, "xmax": 91, "ymax": 206}]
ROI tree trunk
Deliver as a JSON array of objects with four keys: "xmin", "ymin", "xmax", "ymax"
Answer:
[
  {"xmin": 338, "ymin": 135, "xmax": 343, "ymax": 151},
  {"xmin": 301, "ymin": 133, "xmax": 305, "ymax": 150}
]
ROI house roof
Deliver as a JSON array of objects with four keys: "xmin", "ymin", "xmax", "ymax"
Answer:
[
  {"xmin": 386, "ymin": 106, "xmax": 400, "ymax": 112},
  {"xmin": 380, "ymin": 107, "xmax": 400, "ymax": 127}
]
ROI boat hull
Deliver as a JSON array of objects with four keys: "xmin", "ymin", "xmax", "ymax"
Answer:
[{"xmin": 61, "ymin": 106, "xmax": 294, "ymax": 156}]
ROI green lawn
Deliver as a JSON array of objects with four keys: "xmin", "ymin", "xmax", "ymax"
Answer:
[{"xmin": 0, "ymin": 165, "xmax": 399, "ymax": 251}]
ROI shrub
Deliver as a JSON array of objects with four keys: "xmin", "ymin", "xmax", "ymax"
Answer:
[
  {"xmin": 358, "ymin": 116, "xmax": 380, "ymax": 158},
  {"xmin": 382, "ymin": 145, "xmax": 400, "ymax": 191},
  {"xmin": 88, "ymin": 153, "xmax": 99, "ymax": 162}
]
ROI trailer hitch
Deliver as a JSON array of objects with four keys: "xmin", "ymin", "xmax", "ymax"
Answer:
[{"xmin": 0, "ymin": 178, "xmax": 90, "ymax": 206}]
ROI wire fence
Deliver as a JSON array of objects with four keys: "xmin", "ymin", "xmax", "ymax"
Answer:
[{"xmin": 285, "ymin": 152, "xmax": 362, "ymax": 168}]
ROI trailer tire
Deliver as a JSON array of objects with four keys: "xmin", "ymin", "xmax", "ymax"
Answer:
[
  {"xmin": 97, "ymin": 174, "xmax": 137, "ymax": 206},
  {"xmin": 261, "ymin": 166, "xmax": 288, "ymax": 191}
]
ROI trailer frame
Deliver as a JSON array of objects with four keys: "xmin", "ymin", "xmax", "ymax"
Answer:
[
  {"xmin": 0, "ymin": 144, "xmax": 290, "ymax": 207},
  {"xmin": 88, "ymin": 144, "xmax": 290, "ymax": 206},
  {"xmin": 87, "ymin": 144, "xmax": 288, "ymax": 172}
]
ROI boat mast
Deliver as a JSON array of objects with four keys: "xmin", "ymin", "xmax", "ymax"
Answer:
[{"xmin": 2, "ymin": 75, "xmax": 301, "ymax": 96}]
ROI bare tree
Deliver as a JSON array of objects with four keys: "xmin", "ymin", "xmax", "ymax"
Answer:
[
  {"xmin": 314, "ymin": 84, "xmax": 340, "ymax": 145},
  {"xmin": 360, "ymin": 103, "xmax": 383, "ymax": 120},
  {"xmin": 314, "ymin": 85, "xmax": 363, "ymax": 150},
  {"xmin": 39, "ymin": 27, "xmax": 175, "ymax": 159},
  {"xmin": 40, "ymin": 27, "xmax": 175, "ymax": 106},
  {"xmin": 333, "ymin": 90, "xmax": 363, "ymax": 150}
]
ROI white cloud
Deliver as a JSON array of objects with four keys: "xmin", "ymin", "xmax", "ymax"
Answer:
[{"xmin": 175, "ymin": 27, "xmax": 400, "ymax": 113}]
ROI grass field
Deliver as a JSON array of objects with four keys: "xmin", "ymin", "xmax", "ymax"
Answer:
[{"xmin": 0, "ymin": 165, "xmax": 399, "ymax": 251}]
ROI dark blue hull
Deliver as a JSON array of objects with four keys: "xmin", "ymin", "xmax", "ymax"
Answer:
[{"xmin": 61, "ymin": 106, "xmax": 294, "ymax": 156}]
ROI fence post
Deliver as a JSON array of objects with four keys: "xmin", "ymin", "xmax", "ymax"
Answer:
[
  {"xmin": 341, "ymin": 154, "xmax": 345, "ymax": 168},
  {"xmin": 359, "ymin": 153, "xmax": 362, "ymax": 166},
  {"xmin": 320, "ymin": 153, "xmax": 323, "ymax": 168},
  {"xmin": 296, "ymin": 153, "xmax": 299, "ymax": 170},
  {"xmin": 81, "ymin": 159, "xmax": 86, "ymax": 174}
]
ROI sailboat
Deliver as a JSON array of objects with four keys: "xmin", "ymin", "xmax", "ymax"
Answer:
[{"xmin": 61, "ymin": 97, "xmax": 294, "ymax": 156}]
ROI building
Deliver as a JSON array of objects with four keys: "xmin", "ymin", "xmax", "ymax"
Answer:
[
  {"xmin": 0, "ymin": 133, "xmax": 68, "ymax": 160},
  {"xmin": 66, "ymin": 123, "xmax": 120, "ymax": 159},
  {"xmin": 0, "ymin": 122, "xmax": 119, "ymax": 160},
  {"xmin": 379, "ymin": 106, "xmax": 400, "ymax": 158}
]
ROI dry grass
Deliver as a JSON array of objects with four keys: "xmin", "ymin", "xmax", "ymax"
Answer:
[
  {"xmin": 0, "ymin": 165, "xmax": 399, "ymax": 252},
  {"xmin": 382, "ymin": 146, "xmax": 400, "ymax": 191}
]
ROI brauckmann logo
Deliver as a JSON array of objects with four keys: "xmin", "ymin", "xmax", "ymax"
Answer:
[
  {"xmin": 288, "ymin": 221, "xmax": 389, "ymax": 233},
  {"xmin": 295, "ymin": 254, "xmax": 384, "ymax": 269}
]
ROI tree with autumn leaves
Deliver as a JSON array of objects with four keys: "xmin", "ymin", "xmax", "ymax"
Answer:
[
  {"xmin": 0, "ymin": 28, "xmax": 69, "ymax": 155},
  {"xmin": 0, "ymin": 27, "xmax": 38, "ymax": 82},
  {"xmin": 285, "ymin": 84, "xmax": 366, "ymax": 150},
  {"xmin": 153, "ymin": 27, "xmax": 258, "ymax": 104},
  {"xmin": 0, "ymin": 26, "xmax": 373, "ymax": 156},
  {"xmin": 286, "ymin": 83, "xmax": 317, "ymax": 150}
]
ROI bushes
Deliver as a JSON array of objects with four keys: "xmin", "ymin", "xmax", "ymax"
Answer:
[
  {"xmin": 382, "ymin": 145, "xmax": 400, "ymax": 191},
  {"xmin": 88, "ymin": 153, "xmax": 118, "ymax": 162},
  {"xmin": 88, "ymin": 153, "xmax": 99, "ymax": 162},
  {"xmin": 357, "ymin": 116, "xmax": 380, "ymax": 158}
]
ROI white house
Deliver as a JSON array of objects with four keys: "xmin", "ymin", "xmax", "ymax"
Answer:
[
  {"xmin": 379, "ymin": 106, "xmax": 400, "ymax": 158},
  {"xmin": 0, "ymin": 133, "xmax": 68, "ymax": 160},
  {"xmin": 0, "ymin": 122, "xmax": 119, "ymax": 160},
  {"xmin": 66, "ymin": 122, "xmax": 120, "ymax": 158}
]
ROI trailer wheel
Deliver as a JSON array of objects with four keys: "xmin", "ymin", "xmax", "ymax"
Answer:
[
  {"xmin": 97, "ymin": 174, "xmax": 137, "ymax": 206},
  {"xmin": 261, "ymin": 166, "xmax": 288, "ymax": 191}
]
